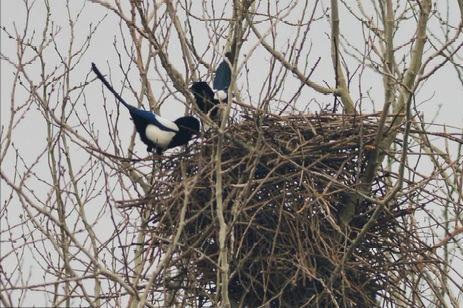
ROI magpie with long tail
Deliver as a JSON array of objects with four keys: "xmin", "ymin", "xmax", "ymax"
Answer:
[
  {"xmin": 91, "ymin": 63, "xmax": 200, "ymax": 155},
  {"xmin": 190, "ymin": 52, "xmax": 232, "ymax": 120}
]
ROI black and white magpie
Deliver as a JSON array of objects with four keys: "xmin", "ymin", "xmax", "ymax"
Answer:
[
  {"xmin": 91, "ymin": 63, "xmax": 200, "ymax": 155},
  {"xmin": 190, "ymin": 52, "xmax": 232, "ymax": 119}
]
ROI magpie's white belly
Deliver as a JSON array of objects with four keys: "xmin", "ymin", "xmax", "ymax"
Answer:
[{"xmin": 145, "ymin": 124, "xmax": 176, "ymax": 148}]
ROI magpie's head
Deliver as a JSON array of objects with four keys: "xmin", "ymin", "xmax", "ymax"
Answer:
[{"xmin": 174, "ymin": 116, "xmax": 200, "ymax": 136}]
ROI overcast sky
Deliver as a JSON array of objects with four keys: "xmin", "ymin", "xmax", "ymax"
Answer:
[{"xmin": 1, "ymin": 1, "xmax": 462, "ymax": 306}]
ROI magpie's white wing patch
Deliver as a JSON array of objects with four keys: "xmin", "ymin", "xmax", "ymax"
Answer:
[
  {"xmin": 145, "ymin": 123, "xmax": 178, "ymax": 148},
  {"xmin": 154, "ymin": 114, "xmax": 179, "ymax": 132}
]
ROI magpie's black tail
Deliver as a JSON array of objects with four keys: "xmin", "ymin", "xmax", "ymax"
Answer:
[
  {"xmin": 213, "ymin": 54, "xmax": 232, "ymax": 91},
  {"xmin": 91, "ymin": 63, "xmax": 132, "ymax": 110}
]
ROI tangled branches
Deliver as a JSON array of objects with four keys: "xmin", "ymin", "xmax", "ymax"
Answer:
[{"xmin": 128, "ymin": 113, "xmax": 444, "ymax": 307}]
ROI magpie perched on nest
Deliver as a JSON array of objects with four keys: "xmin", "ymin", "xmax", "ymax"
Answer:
[
  {"xmin": 92, "ymin": 63, "xmax": 200, "ymax": 155},
  {"xmin": 190, "ymin": 52, "xmax": 232, "ymax": 120}
]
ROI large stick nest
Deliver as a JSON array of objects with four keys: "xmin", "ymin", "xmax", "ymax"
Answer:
[{"xmin": 147, "ymin": 113, "xmax": 421, "ymax": 307}]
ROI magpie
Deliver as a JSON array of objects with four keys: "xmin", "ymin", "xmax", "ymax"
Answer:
[
  {"xmin": 190, "ymin": 81, "xmax": 218, "ymax": 119},
  {"xmin": 91, "ymin": 63, "xmax": 200, "ymax": 155},
  {"xmin": 190, "ymin": 52, "xmax": 232, "ymax": 119}
]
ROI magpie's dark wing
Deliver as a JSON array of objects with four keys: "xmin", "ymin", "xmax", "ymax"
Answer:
[
  {"xmin": 213, "ymin": 58, "xmax": 231, "ymax": 91},
  {"xmin": 191, "ymin": 82, "xmax": 215, "ymax": 112},
  {"xmin": 131, "ymin": 109, "xmax": 178, "ymax": 133},
  {"xmin": 191, "ymin": 82, "xmax": 215, "ymax": 101},
  {"xmin": 153, "ymin": 113, "xmax": 179, "ymax": 133}
]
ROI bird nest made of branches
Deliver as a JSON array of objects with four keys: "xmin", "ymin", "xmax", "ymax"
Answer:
[{"xmin": 145, "ymin": 113, "xmax": 418, "ymax": 307}]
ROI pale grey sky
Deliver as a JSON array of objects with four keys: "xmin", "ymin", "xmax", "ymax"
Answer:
[{"xmin": 1, "ymin": 1, "xmax": 462, "ymax": 307}]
